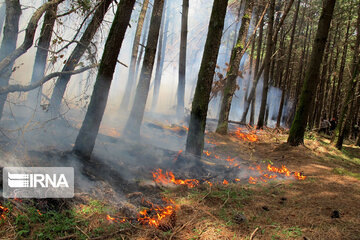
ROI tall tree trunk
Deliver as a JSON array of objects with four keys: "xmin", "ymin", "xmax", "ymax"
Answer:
[
  {"xmin": 185, "ymin": 0, "xmax": 228, "ymax": 156},
  {"xmin": 335, "ymin": 4, "xmax": 360, "ymax": 150},
  {"xmin": 0, "ymin": 3, "xmax": 6, "ymax": 38},
  {"xmin": 332, "ymin": 19, "xmax": 351, "ymax": 120},
  {"xmin": 120, "ymin": 0, "xmax": 149, "ymax": 111},
  {"xmin": 256, "ymin": 0, "xmax": 275, "ymax": 129},
  {"xmin": 276, "ymin": 0, "xmax": 300, "ymax": 128},
  {"xmin": 73, "ymin": 0, "xmax": 135, "ymax": 158},
  {"xmin": 176, "ymin": 0, "xmax": 189, "ymax": 118},
  {"xmin": 216, "ymin": 0, "xmax": 254, "ymax": 134},
  {"xmin": 151, "ymin": 0, "xmax": 169, "ymax": 111},
  {"xmin": 250, "ymin": 14, "xmax": 264, "ymax": 126},
  {"xmin": 0, "ymin": 0, "xmax": 21, "ymax": 119},
  {"xmin": 49, "ymin": 0, "xmax": 113, "ymax": 115},
  {"xmin": 27, "ymin": 1, "xmax": 58, "ymax": 108},
  {"xmin": 123, "ymin": 0, "xmax": 165, "ymax": 138},
  {"xmin": 287, "ymin": 0, "xmax": 336, "ymax": 146}
]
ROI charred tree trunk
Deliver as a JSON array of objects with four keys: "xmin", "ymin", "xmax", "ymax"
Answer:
[
  {"xmin": 27, "ymin": 1, "xmax": 58, "ymax": 108},
  {"xmin": 276, "ymin": 0, "xmax": 300, "ymax": 128},
  {"xmin": 151, "ymin": 0, "xmax": 169, "ymax": 111},
  {"xmin": 287, "ymin": 0, "xmax": 336, "ymax": 146},
  {"xmin": 73, "ymin": 0, "xmax": 135, "ymax": 158},
  {"xmin": 335, "ymin": 5, "xmax": 360, "ymax": 150},
  {"xmin": 256, "ymin": 0, "xmax": 275, "ymax": 129},
  {"xmin": 0, "ymin": 0, "xmax": 21, "ymax": 119},
  {"xmin": 120, "ymin": 0, "xmax": 150, "ymax": 111},
  {"xmin": 49, "ymin": 0, "xmax": 113, "ymax": 115},
  {"xmin": 216, "ymin": 0, "xmax": 253, "ymax": 134},
  {"xmin": 123, "ymin": 0, "xmax": 165, "ymax": 138},
  {"xmin": 185, "ymin": 0, "xmax": 228, "ymax": 156},
  {"xmin": 176, "ymin": 0, "xmax": 189, "ymax": 118}
]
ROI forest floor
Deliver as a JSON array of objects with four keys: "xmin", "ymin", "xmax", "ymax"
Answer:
[{"xmin": 1, "ymin": 128, "xmax": 360, "ymax": 240}]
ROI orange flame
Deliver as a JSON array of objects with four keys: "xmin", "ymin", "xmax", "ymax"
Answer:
[
  {"xmin": 267, "ymin": 164, "xmax": 306, "ymax": 180},
  {"xmin": 152, "ymin": 169, "xmax": 199, "ymax": 188},
  {"xmin": 106, "ymin": 214, "xmax": 126, "ymax": 223},
  {"xmin": 232, "ymin": 127, "xmax": 258, "ymax": 142},
  {"xmin": 0, "ymin": 205, "xmax": 9, "ymax": 220},
  {"xmin": 223, "ymin": 179, "xmax": 229, "ymax": 185},
  {"xmin": 138, "ymin": 204, "xmax": 176, "ymax": 227}
]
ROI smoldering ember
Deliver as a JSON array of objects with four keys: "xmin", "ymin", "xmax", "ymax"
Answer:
[{"xmin": 0, "ymin": 0, "xmax": 359, "ymax": 239}]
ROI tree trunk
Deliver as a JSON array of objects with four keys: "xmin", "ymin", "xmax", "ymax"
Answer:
[
  {"xmin": 73, "ymin": 0, "xmax": 135, "ymax": 158},
  {"xmin": 0, "ymin": 3, "xmax": 6, "ymax": 38},
  {"xmin": 256, "ymin": 0, "xmax": 275, "ymax": 129},
  {"xmin": 151, "ymin": 0, "xmax": 169, "ymax": 111},
  {"xmin": 185, "ymin": 0, "xmax": 228, "ymax": 156},
  {"xmin": 216, "ymin": 0, "xmax": 253, "ymax": 134},
  {"xmin": 49, "ymin": 0, "xmax": 113, "ymax": 115},
  {"xmin": 276, "ymin": 0, "xmax": 300, "ymax": 128},
  {"xmin": 0, "ymin": 0, "xmax": 21, "ymax": 119},
  {"xmin": 176, "ymin": 0, "xmax": 189, "ymax": 118},
  {"xmin": 335, "ymin": 5, "xmax": 360, "ymax": 150},
  {"xmin": 123, "ymin": 0, "xmax": 165, "ymax": 138},
  {"xmin": 119, "ymin": 0, "xmax": 149, "ymax": 111},
  {"xmin": 27, "ymin": 1, "xmax": 58, "ymax": 108},
  {"xmin": 287, "ymin": 0, "xmax": 336, "ymax": 146}
]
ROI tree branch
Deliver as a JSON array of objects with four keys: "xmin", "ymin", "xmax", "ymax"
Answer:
[
  {"xmin": 0, "ymin": 64, "xmax": 97, "ymax": 95},
  {"xmin": 0, "ymin": 0, "xmax": 65, "ymax": 75}
]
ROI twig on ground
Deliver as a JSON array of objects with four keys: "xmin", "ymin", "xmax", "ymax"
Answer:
[
  {"xmin": 90, "ymin": 229, "xmax": 130, "ymax": 240},
  {"xmin": 76, "ymin": 225, "xmax": 90, "ymax": 239},
  {"xmin": 169, "ymin": 216, "xmax": 196, "ymax": 240},
  {"xmin": 56, "ymin": 234, "xmax": 76, "ymax": 240},
  {"xmin": 250, "ymin": 227, "xmax": 259, "ymax": 240},
  {"xmin": 220, "ymin": 190, "xmax": 230, "ymax": 208}
]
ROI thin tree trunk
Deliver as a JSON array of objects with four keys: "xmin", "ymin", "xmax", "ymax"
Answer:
[
  {"xmin": 151, "ymin": 0, "xmax": 169, "ymax": 111},
  {"xmin": 123, "ymin": 0, "xmax": 165, "ymax": 138},
  {"xmin": 27, "ymin": 1, "xmax": 58, "ymax": 108},
  {"xmin": 120, "ymin": 0, "xmax": 149, "ymax": 111},
  {"xmin": 216, "ymin": 0, "xmax": 254, "ymax": 134},
  {"xmin": 335, "ymin": 4, "xmax": 360, "ymax": 150},
  {"xmin": 176, "ymin": 0, "xmax": 189, "ymax": 118},
  {"xmin": 0, "ymin": 0, "xmax": 21, "ymax": 119},
  {"xmin": 287, "ymin": 0, "xmax": 336, "ymax": 146},
  {"xmin": 276, "ymin": 0, "xmax": 300, "ymax": 128},
  {"xmin": 73, "ymin": 0, "xmax": 135, "ymax": 158},
  {"xmin": 185, "ymin": 0, "xmax": 228, "ymax": 156},
  {"xmin": 49, "ymin": 0, "xmax": 113, "ymax": 115},
  {"xmin": 0, "ymin": 3, "xmax": 6, "ymax": 38},
  {"xmin": 256, "ymin": 0, "xmax": 275, "ymax": 129}
]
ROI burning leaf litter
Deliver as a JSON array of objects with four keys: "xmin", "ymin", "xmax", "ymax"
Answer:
[{"xmin": 0, "ymin": 205, "xmax": 9, "ymax": 220}]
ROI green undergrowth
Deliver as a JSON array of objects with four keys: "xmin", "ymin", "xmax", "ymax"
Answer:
[{"xmin": 0, "ymin": 199, "xmax": 127, "ymax": 240}]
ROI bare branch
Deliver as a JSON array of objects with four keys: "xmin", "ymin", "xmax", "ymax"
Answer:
[
  {"xmin": 0, "ymin": 64, "xmax": 97, "ymax": 95},
  {"xmin": 0, "ymin": 0, "xmax": 65, "ymax": 75}
]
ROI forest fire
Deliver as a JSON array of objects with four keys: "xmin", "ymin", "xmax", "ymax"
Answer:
[
  {"xmin": 152, "ymin": 169, "xmax": 199, "ymax": 188},
  {"xmin": 0, "ymin": 205, "xmax": 9, "ymax": 220},
  {"xmin": 232, "ymin": 127, "xmax": 258, "ymax": 142},
  {"xmin": 138, "ymin": 204, "xmax": 176, "ymax": 227},
  {"xmin": 106, "ymin": 214, "xmax": 126, "ymax": 223}
]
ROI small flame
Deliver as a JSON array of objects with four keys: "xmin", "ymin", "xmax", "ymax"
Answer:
[
  {"xmin": 106, "ymin": 214, "xmax": 126, "ymax": 223},
  {"xmin": 249, "ymin": 177, "xmax": 257, "ymax": 184},
  {"xmin": 138, "ymin": 204, "xmax": 176, "ymax": 227},
  {"xmin": 232, "ymin": 127, "xmax": 258, "ymax": 142},
  {"xmin": 223, "ymin": 179, "xmax": 229, "ymax": 185},
  {"xmin": 152, "ymin": 169, "xmax": 199, "ymax": 188},
  {"xmin": 0, "ymin": 205, "xmax": 9, "ymax": 220}
]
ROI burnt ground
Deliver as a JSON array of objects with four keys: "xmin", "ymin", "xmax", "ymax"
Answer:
[{"xmin": 0, "ymin": 126, "xmax": 360, "ymax": 239}]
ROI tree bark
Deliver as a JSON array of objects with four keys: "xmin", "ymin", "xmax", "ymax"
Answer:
[
  {"xmin": 151, "ymin": 0, "xmax": 169, "ymax": 111},
  {"xmin": 119, "ymin": 0, "xmax": 149, "ymax": 111},
  {"xmin": 176, "ymin": 0, "xmax": 189, "ymax": 118},
  {"xmin": 185, "ymin": 0, "xmax": 228, "ymax": 156},
  {"xmin": 0, "ymin": 0, "xmax": 21, "ymax": 119},
  {"xmin": 49, "ymin": 0, "xmax": 113, "ymax": 115},
  {"xmin": 123, "ymin": 0, "xmax": 165, "ymax": 138},
  {"xmin": 287, "ymin": 0, "xmax": 336, "ymax": 146},
  {"xmin": 27, "ymin": 1, "xmax": 59, "ymax": 108},
  {"xmin": 0, "ymin": 3, "xmax": 6, "ymax": 38},
  {"xmin": 73, "ymin": 0, "xmax": 136, "ymax": 158},
  {"xmin": 256, "ymin": 0, "xmax": 275, "ymax": 129},
  {"xmin": 216, "ymin": 0, "xmax": 254, "ymax": 134},
  {"xmin": 335, "ymin": 4, "xmax": 360, "ymax": 150}
]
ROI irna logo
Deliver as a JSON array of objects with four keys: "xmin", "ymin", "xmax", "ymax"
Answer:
[{"xmin": 8, "ymin": 173, "xmax": 69, "ymax": 188}]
